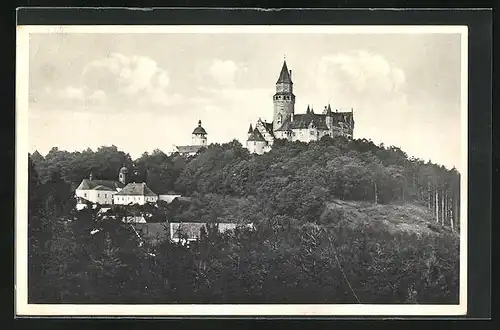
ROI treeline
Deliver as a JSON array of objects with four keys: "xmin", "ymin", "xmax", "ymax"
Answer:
[
  {"xmin": 173, "ymin": 136, "xmax": 461, "ymax": 232},
  {"xmin": 27, "ymin": 136, "xmax": 461, "ymax": 304},
  {"xmin": 30, "ymin": 146, "xmax": 186, "ymax": 194},
  {"xmin": 28, "ymin": 161, "xmax": 459, "ymax": 304},
  {"xmin": 30, "ymin": 136, "xmax": 461, "ymax": 232}
]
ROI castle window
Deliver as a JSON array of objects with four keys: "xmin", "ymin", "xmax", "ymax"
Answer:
[
  {"xmin": 84, "ymin": 193, "xmax": 87, "ymax": 198},
  {"xmin": 98, "ymin": 193, "xmax": 100, "ymax": 197}
]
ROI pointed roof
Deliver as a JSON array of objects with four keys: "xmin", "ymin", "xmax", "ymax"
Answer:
[
  {"xmin": 114, "ymin": 182, "xmax": 157, "ymax": 197},
  {"xmin": 247, "ymin": 127, "xmax": 267, "ymax": 142},
  {"xmin": 326, "ymin": 104, "xmax": 333, "ymax": 115},
  {"xmin": 276, "ymin": 60, "xmax": 293, "ymax": 84},
  {"xmin": 192, "ymin": 120, "xmax": 207, "ymax": 135},
  {"xmin": 248, "ymin": 124, "xmax": 253, "ymax": 133}
]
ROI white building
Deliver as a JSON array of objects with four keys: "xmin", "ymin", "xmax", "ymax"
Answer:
[
  {"xmin": 171, "ymin": 120, "xmax": 208, "ymax": 156},
  {"xmin": 113, "ymin": 182, "xmax": 158, "ymax": 205},
  {"xmin": 74, "ymin": 172, "xmax": 125, "ymax": 210}
]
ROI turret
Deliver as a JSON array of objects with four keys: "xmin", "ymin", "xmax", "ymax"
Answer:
[
  {"xmin": 325, "ymin": 104, "xmax": 333, "ymax": 130},
  {"xmin": 192, "ymin": 120, "xmax": 208, "ymax": 146},
  {"xmin": 247, "ymin": 124, "xmax": 253, "ymax": 139},
  {"xmin": 247, "ymin": 127, "xmax": 268, "ymax": 155},
  {"xmin": 119, "ymin": 165, "xmax": 128, "ymax": 185}
]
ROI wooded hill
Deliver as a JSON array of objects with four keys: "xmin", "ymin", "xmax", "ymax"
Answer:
[
  {"xmin": 30, "ymin": 135, "xmax": 461, "ymax": 232},
  {"xmin": 27, "ymin": 135, "xmax": 461, "ymax": 304}
]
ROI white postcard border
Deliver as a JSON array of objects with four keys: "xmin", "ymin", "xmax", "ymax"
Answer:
[{"xmin": 15, "ymin": 24, "xmax": 469, "ymax": 316}]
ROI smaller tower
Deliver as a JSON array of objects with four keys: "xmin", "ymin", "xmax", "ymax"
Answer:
[
  {"xmin": 247, "ymin": 124, "xmax": 253, "ymax": 139},
  {"xmin": 119, "ymin": 165, "xmax": 128, "ymax": 185},
  {"xmin": 192, "ymin": 120, "xmax": 208, "ymax": 146},
  {"xmin": 325, "ymin": 104, "xmax": 333, "ymax": 130}
]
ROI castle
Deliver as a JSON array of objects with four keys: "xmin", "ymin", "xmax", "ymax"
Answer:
[{"xmin": 246, "ymin": 59, "xmax": 355, "ymax": 155}]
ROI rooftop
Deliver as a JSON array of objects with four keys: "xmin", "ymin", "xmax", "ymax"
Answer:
[
  {"xmin": 76, "ymin": 179, "xmax": 125, "ymax": 191},
  {"xmin": 114, "ymin": 182, "xmax": 158, "ymax": 197}
]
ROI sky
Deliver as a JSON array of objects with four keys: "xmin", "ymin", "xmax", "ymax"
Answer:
[{"xmin": 26, "ymin": 30, "xmax": 464, "ymax": 170}]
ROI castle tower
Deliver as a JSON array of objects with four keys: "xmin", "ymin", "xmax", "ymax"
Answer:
[
  {"xmin": 325, "ymin": 104, "xmax": 333, "ymax": 130},
  {"xmin": 119, "ymin": 165, "xmax": 128, "ymax": 185},
  {"xmin": 273, "ymin": 59, "xmax": 295, "ymax": 132},
  {"xmin": 192, "ymin": 120, "xmax": 208, "ymax": 146},
  {"xmin": 247, "ymin": 124, "xmax": 253, "ymax": 139}
]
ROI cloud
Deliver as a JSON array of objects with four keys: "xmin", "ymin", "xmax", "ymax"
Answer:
[
  {"xmin": 317, "ymin": 50, "xmax": 406, "ymax": 104},
  {"xmin": 55, "ymin": 86, "xmax": 85, "ymax": 100},
  {"xmin": 81, "ymin": 53, "xmax": 173, "ymax": 100},
  {"xmin": 313, "ymin": 50, "xmax": 453, "ymax": 165},
  {"xmin": 38, "ymin": 53, "xmax": 183, "ymax": 111},
  {"xmin": 208, "ymin": 59, "xmax": 239, "ymax": 86}
]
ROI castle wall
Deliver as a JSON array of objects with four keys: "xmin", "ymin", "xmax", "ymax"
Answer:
[
  {"xmin": 247, "ymin": 140, "xmax": 267, "ymax": 155},
  {"xmin": 113, "ymin": 195, "xmax": 158, "ymax": 205},
  {"xmin": 192, "ymin": 134, "xmax": 207, "ymax": 146}
]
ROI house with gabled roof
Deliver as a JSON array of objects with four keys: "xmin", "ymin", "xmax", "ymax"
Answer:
[
  {"xmin": 113, "ymin": 182, "xmax": 158, "ymax": 205},
  {"xmin": 247, "ymin": 126, "xmax": 271, "ymax": 155},
  {"xmin": 75, "ymin": 171, "xmax": 126, "ymax": 210}
]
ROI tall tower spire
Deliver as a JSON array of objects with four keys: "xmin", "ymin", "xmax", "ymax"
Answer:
[{"xmin": 273, "ymin": 59, "xmax": 295, "ymax": 132}]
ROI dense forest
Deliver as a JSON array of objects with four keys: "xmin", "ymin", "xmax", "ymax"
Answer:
[{"xmin": 28, "ymin": 135, "xmax": 461, "ymax": 304}]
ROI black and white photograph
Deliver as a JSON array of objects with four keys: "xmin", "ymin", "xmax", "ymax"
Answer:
[{"xmin": 16, "ymin": 23, "xmax": 468, "ymax": 316}]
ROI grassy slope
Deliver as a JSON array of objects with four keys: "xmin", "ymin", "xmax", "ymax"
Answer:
[{"xmin": 323, "ymin": 199, "xmax": 458, "ymax": 237}]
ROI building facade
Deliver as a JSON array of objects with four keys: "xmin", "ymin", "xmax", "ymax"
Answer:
[
  {"xmin": 246, "ymin": 60, "xmax": 355, "ymax": 155},
  {"xmin": 171, "ymin": 120, "xmax": 208, "ymax": 156},
  {"xmin": 113, "ymin": 182, "xmax": 159, "ymax": 205},
  {"xmin": 74, "ymin": 171, "xmax": 125, "ymax": 210}
]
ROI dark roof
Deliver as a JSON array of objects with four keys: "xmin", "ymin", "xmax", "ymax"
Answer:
[
  {"xmin": 114, "ymin": 182, "xmax": 158, "ymax": 196},
  {"xmin": 290, "ymin": 113, "xmax": 329, "ymax": 130},
  {"xmin": 276, "ymin": 60, "xmax": 293, "ymax": 84},
  {"xmin": 247, "ymin": 127, "xmax": 267, "ymax": 142},
  {"xmin": 174, "ymin": 145, "xmax": 204, "ymax": 154},
  {"xmin": 275, "ymin": 118, "xmax": 293, "ymax": 132},
  {"xmin": 192, "ymin": 120, "xmax": 207, "ymax": 135},
  {"xmin": 248, "ymin": 124, "xmax": 253, "ymax": 133},
  {"xmin": 330, "ymin": 111, "xmax": 354, "ymax": 123},
  {"xmin": 264, "ymin": 122, "xmax": 274, "ymax": 133},
  {"xmin": 93, "ymin": 185, "xmax": 115, "ymax": 191},
  {"xmin": 76, "ymin": 179, "xmax": 124, "ymax": 191}
]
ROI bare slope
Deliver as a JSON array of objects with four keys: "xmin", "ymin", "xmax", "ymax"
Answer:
[{"xmin": 322, "ymin": 200, "xmax": 458, "ymax": 237}]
